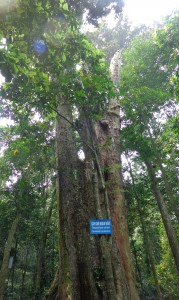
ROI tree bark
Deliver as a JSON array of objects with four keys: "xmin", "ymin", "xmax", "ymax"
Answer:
[
  {"xmin": 0, "ymin": 215, "xmax": 20, "ymax": 300},
  {"xmin": 94, "ymin": 115, "xmax": 138, "ymax": 299},
  {"xmin": 93, "ymin": 51, "xmax": 139, "ymax": 299},
  {"xmin": 56, "ymin": 100, "xmax": 80, "ymax": 300},
  {"xmin": 54, "ymin": 51, "xmax": 139, "ymax": 300},
  {"xmin": 56, "ymin": 99, "xmax": 102, "ymax": 300}
]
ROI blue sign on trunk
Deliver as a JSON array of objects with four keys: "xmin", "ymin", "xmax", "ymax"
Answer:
[{"xmin": 90, "ymin": 219, "xmax": 112, "ymax": 234}]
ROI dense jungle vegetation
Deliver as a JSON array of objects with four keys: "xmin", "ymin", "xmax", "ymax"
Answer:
[{"xmin": 0, "ymin": 1, "xmax": 178, "ymax": 299}]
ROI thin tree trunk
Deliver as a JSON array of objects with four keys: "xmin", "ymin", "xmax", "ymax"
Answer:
[
  {"xmin": 145, "ymin": 159, "xmax": 179, "ymax": 273},
  {"xmin": 34, "ymin": 196, "xmax": 55, "ymax": 299},
  {"xmin": 11, "ymin": 238, "xmax": 17, "ymax": 296},
  {"xmin": 20, "ymin": 247, "xmax": 29, "ymax": 300},
  {"xmin": 140, "ymin": 209, "xmax": 163, "ymax": 299},
  {"xmin": 146, "ymin": 126, "xmax": 179, "ymax": 222},
  {"xmin": 43, "ymin": 270, "xmax": 59, "ymax": 300},
  {"xmin": 138, "ymin": 202, "xmax": 163, "ymax": 300},
  {"xmin": 130, "ymin": 237, "xmax": 143, "ymax": 291},
  {"xmin": 126, "ymin": 152, "xmax": 163, "ymax": 299},
  {"xmin": 0, "ymin": 215, "xmax": 20, "ymax": 300}
]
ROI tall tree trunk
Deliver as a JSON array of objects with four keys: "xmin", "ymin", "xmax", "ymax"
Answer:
[
  {"xmin": 0, "ymin": 215, "xmax": 20, "ymax": 300},
  {"xmin": 145, "ymin": 159, "xmax": 179, "ymax": 273},
  {"xmin": 56, "ymin": 100, "xmax": 80, "ymax": 300},
  {"xmin": 94, "ymin": 115, "xmax": 138, "ymax": 299},
  {"xmin": 56, "ymin": 100, "xmax": 100, "ymax": 300},
  {"xmin": 55, "ymin": 51, "xmax": 139, "ymax": 300},
  {"xmin": 93, "ymin": 51, "xmax": 139, "ymax": 299}
]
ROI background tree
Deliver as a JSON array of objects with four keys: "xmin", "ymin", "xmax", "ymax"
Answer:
[{"xmin": 119, "ymin": 11, "xmax": 179, "ymax": 298}]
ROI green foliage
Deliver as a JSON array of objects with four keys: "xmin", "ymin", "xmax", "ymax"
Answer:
[
  {"xmin": 157, "ymin": 224, "xmax": 179, "ymax": 298},
  {"xmin": 155, "ymin": 12, "xmax": 179, "ymax": 97},
  {"xmin": 0, "ymin": 0, "xmax": 178, "ymax": 298},
  {"xmin": 120, "ymin": 34, "xmax": 170, "ymax": 121},
  {"xmin": 93, "ymin": 267, "xmax": 105, "ymax": 291},
  {"xmin": 0, "ymin": 1, "xmax": 120, "ymax": 299},
  {"xmin": 125, "ymin": 162, "xmax": 162, "ymax": 297},
  {"xmin": 120, "ymin": 12, "xmax": 179, "ymax": 299},
  {"xmin": 87, "ymin": 16, "xmax": 149, "ymax": 62},
  {"xmin": 0, "ymin": 114, "xmax": 57, "ymax": 298}
]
